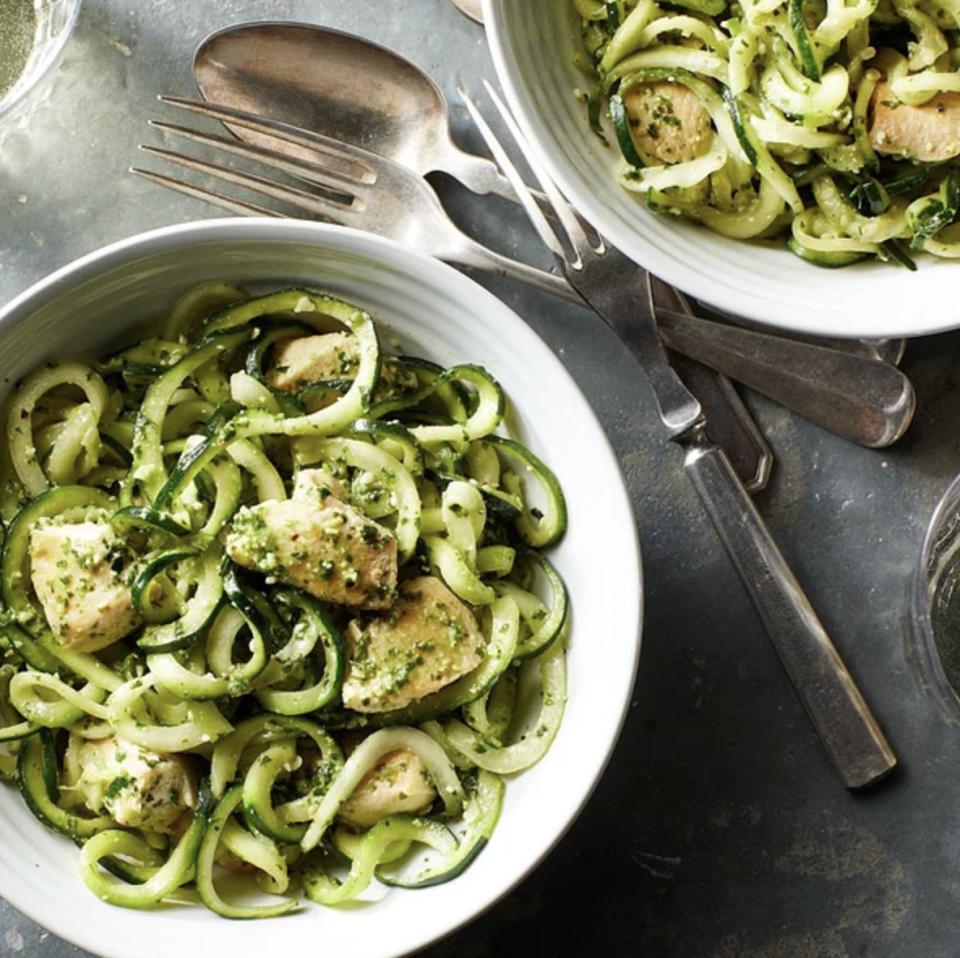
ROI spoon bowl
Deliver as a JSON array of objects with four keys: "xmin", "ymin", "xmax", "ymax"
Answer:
[{"xmin": 194, "ymin": 22, "xmax": 510, "ymax": 197}]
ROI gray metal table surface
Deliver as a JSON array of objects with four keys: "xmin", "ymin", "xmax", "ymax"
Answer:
[{"xmin": 2, "ymin": 2, "xmax": 960, "ymax": 956}]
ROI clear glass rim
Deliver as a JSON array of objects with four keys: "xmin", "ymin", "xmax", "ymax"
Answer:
[
  {"xmin": 0, "ymin": 0, "xmax": 82, "ymax": 121},
  {"xmin": 910, "ymin": 469, "xmax": 960, "ymax": 722}
]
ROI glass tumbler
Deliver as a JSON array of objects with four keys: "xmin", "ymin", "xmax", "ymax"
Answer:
[
  {"xmin": 910, "ymin": 471, "xmax": 960, "ymax": 722},
  {"xmin": 0, "ymin": 0, "xmax": 82, "ymax": 138}
]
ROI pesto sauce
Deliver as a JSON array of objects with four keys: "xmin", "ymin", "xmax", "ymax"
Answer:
[{"xmin": 0, "ymin": 0, "xmax": 38, "ymax": 103}]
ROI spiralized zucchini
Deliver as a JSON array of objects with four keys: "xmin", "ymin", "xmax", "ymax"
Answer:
[
  {"xmin": 578, "ymin": 0, "xmax": 960, "ymax": 267},
  {"xmin": 0, "ymin": 283, "xmax": 570, "ymax": 918}
]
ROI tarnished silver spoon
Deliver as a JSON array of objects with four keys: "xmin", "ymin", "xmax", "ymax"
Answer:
[
  {"xmin": 447, "ymin": 0, "xmax": 484, "ymax": 23},
  {"xmin": 194, "ymin": 22, "xmax": 515, "ymax": 203}
]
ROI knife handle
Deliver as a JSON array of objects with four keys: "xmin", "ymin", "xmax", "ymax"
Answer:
[{"xmin": 681, "ymin": 428, "xmax": 897, "ymax": 789}]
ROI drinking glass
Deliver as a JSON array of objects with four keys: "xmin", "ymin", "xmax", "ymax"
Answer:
[
  {"xmin": 0, "ymin": 0, "xmax": 82, "ymax": 138},
  {"xmin": 910, "ymin": 471, "xmax": 960, "ymax": 721}
]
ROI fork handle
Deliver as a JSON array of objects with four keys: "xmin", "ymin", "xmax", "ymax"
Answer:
[
  {"xmin": 657, "ymin": 308, "xmax": 916, "ymax": 449},
  {"xmin": 681, "ymin": 428, "xmax": 897, "ymax": 789}
]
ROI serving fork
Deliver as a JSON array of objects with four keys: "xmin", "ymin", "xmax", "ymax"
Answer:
[
  {"xmin": 133, "ymin": 97, "xmax": 915, "ymax": 451},
  {"xmin": 460, "ymin": 82, "xmax": 897, "ymax": 790},
  {"xmin": 137, "ymin": 96, "xmax": 574, "ymax": 303}
]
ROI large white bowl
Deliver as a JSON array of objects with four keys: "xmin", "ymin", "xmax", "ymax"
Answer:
[
  {"xmin": 0, "ymin": 220, "xmax": 641, "ymax": 958},
  {"xmin": 484, "ymin": 0, "xmax": 958, "ymax": 339}
]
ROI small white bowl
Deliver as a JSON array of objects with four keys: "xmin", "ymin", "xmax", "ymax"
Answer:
[
  {"xmin": 484, "ymin": 0, "xmax": 960, "ymax": 339},
  {"xmin": 0, "ymin": 220, "xmax": 641, "ymax": 958}
]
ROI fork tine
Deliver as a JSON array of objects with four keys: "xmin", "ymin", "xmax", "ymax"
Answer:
[
  {"xmin": 159, "ymin": 96, "xmax": 377, "ymax": 185},
  {"xmin": 130, "ymin": 166, "xmax": 287, "ymax": 218},
  {"xmin": 137, "ymin": 144, "xmax": 356, "ymax": 222},
  {"xmin": 480, "ymin": 80, "xmax": 598, "ymax": 260},
  {"xmin": 458, "ymin": 88, "xmax": 567, "ymax": 263},
  {"xmin": 149, "ymin": 119, "xmax": 363, "ymax": 197}
]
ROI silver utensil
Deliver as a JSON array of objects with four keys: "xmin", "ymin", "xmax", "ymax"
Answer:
[
  {"xmin": 656, "ymin": 310, "xmax": 915, "ymax": 448},
  {"xmin": 132, "ymin": 97, "xmax": 916, "ymax": 450},
  {"xmin": 446, "ymin": 0, "xmax": 484, "ymax": 23},
  {"xmin": 699, "ymin": 305, "xmax": 907, "ymax": 366},
  {"xmin": 657, "ymin": 278, "xmax": 773, "ymax": 493},
  {"xmin": 462, "ymin": 82, "xmax": 897, "ymax": 790},
  {"xmin": 137, "ymin": 97, "xmax": 573, "ymax": 302},
  {"xmin": 193, "ymin": 22, "xmax": 516, "ymax": 205}
]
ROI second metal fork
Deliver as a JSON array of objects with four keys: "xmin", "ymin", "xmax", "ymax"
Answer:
[{"xmin": 461, "ymin": 82, "xmax": 897, "ymax": 791}]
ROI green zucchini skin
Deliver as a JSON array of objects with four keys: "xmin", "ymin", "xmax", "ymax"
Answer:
[
  {"xmin": 787, "ymin": 239, "xmax": 870, "ymax": 267},
  {"xmin": 788, "ymin": 0, "xmax": 821, "ymax": 81},
  {"xmin": 909, "ymin": 170, "xmax": 960, "ymax": 249},
  {"xmin": 426, "ymin": 468, "xmax": 523, "ymax": 522},
  {"xmin": 134, "ymin": 544, "xmax": 225, "ymax": 654},
  {"xmin": 485, "ymin": 436, "xmax": 568, "ymax": 548},
  {"xmin": 376, "ymin": 770, "xmax": 504, "ymax": 889},
  {"xmin": 113, "ymin": 505, "xmax": 191, "ymax": 537},
  {"xmin": 18, "ymin": 731, "xmax": 115, "ymax": 839},
  {"xmin": 609, "ymin": 93, "xmax": 647, "ymax": 169}
]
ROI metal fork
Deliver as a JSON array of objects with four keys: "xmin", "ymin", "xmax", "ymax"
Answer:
[
  {"xmin": 135, "ymin": 96, "xmax": 574, "ymax": 303},
  {"xmin": 461, "ymin": 82, "xmax": 897, "ymax": 790}
]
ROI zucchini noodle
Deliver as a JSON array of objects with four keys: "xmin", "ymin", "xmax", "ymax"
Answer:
[
  {"xmin": 579, "ymin": 0, "xmax": 960, "ymax": 267},
  {"xmin": 0, "ymin": 284, "xmax": 571, "ymax": 917}
]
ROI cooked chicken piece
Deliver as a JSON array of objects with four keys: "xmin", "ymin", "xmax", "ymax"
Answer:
[
  {"xmin": 869, "ymin": 80, "xmax": 960, "ymax": 162},
  {"xmin": 339, "ymin": 747, "xmax": 437, "ymax": 828},
  {"xmin": 76, "ymin": 736, "xmax": 199, "ymax": 833},
  {"xmin": 622, "ymin": 81, "xmax": 713, "ymax": 164},
  {"xmin": 342, "ymin": 575, "xmax": 486, "ymax": 713},
  {"xmin": 265, "ymin": 332, "xmax": 359, "ymax": 394},
  {"xmin": 29, "ymin": 520, "xmax": 140, "ymax": 653},
  {"xmin": 266, "ymin": 332, "xmax": 419, "ymax": 410},
  {"xmin": 226, "ymin": 497, "xmax": 397, "ymax": 609},
  {"xmin": 292, "ymin": 466, "xmax": 348, "ymax": 504}
]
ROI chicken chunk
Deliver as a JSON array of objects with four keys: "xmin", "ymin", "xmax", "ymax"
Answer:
[
  {"xmin": 339, "ymin": 748, "xmax": 437, "ymax": 828},
  {"xmin": 226, "ymin": 497, "xmax": 397, "ymax": 609},
  {"xmin": 266, "ymin": 332, "xmax": 359, "ymax": 394},
  {"xmin": 266, "ymin": 332, "xmax": 421, "ymax": 411},
  {"xmin": 76, "ymin": 736, "xmax": 199, "ymax": 834},
  {"xmin": 342, "ymin": 576, "xmax": 486, "ymax": 713},
  {"xmin": 869, "ymin": 80, "xmax": 960, "ymax": 162},
  {"xmin": 29, "ymin": 520, "xmax": 141, "ymax": 653},
  {"xmin": 622, "ymin": 81, "xmax": 712, "ymax": 164}
]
